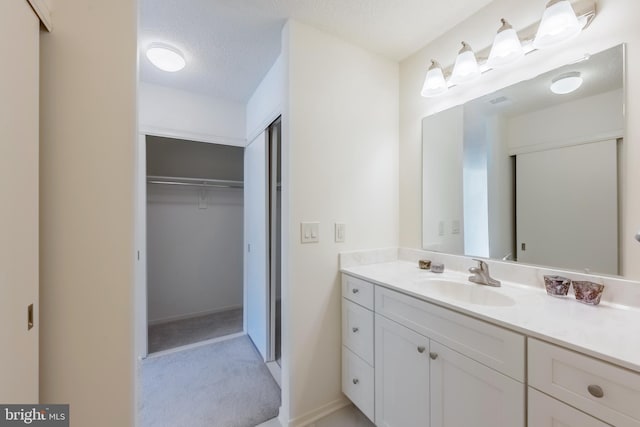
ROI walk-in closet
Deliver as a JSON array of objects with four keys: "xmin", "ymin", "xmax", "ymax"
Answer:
[{"xmin": 145, "ymin": 136, "xmax": 244, "ymax": 353}]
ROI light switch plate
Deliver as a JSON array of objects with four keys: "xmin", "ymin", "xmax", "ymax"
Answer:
[
  {"xmin": 301, "ymin": 222, "xmax": 320, "ymax": 243},
  {"xmin": 335, "ymin": 223, "xmax": 345, "ymax": 243}
]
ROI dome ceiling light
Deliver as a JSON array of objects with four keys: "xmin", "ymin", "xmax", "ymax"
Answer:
[{"xmin": 146, "ymin": 43, "xmax": 186, "ymax": 72}]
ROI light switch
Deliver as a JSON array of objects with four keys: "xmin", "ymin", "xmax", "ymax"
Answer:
[
  {"xmin": 301, "ymin": 222, "xmax": 320, "ymax": 243},
  {"xmin": 335, "ymin": 223, "xmax": 345, "ymax": 243}
]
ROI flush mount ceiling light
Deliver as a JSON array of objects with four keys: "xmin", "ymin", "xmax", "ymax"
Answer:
[
  {"xmin": 533, "ymin": 0, "xmax": 582, "ymax": 49},
  {"xmin": 550, "ymin": 71, "xmax": 583, "ymax": 94},
  {"xmin": 421, "ymin": 60, "xmax": 448, "ymax": 98},
  {"xmin": 450, "ymin": 42, "xmax": 481, "ymax": 85},
  {"xmin": 146, "ymin": 44, "xmax": 186, "ymax": 72},
  {"xmin": 487, "ymin": 19, "xmax": 524, "ymax": 68}
]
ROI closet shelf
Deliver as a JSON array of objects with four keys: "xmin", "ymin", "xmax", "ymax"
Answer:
[{"xmin": 147, "ymin": 175, "xmax": 244, "ymax": 189}]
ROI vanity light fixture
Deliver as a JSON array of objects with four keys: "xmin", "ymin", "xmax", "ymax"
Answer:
[
  {"xmin": 421, "ymin": 60, "xmax": 448, "ymax": 97},
  {"xmin": 450, "ymin": 42, "xmax": 481, "ymax": 85},
  {"xmin": 419, "ymin": 0, "xmax": 596, "ymax": 99},
  {"xmin": 146, "ymin": 43, "xmax": 186, "ymax": 72},
  {"xmin": 487, "ymin": 19, "xmax": 524, "ymax": 68},
  {"xmin": 533, "ymin": 0, "xmax": 582, "ymax": 49},
  {"xmin": 550, "ymin": 71, "xmax": 583, "ymax": 94}
]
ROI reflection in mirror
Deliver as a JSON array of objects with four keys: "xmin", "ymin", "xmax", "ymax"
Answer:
[{"xmin": 422, "ymin": 44, "xmax": 625, "ymax": 276}]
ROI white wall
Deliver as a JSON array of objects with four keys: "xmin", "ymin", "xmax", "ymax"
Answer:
[
  {"xmin": 147, "ymin": 186, "xmax": 243, "ymax": 323},
  {"xmin": 284, "ymin": 20, "xmax": 399, "ymax": 424},
  {"xmin": 139, "ymin": 82, "xmax": 246, "ymax": 146},
  {"xmin": 246, "ymin": 55, "xmax": 285, "ymax": 142},
  {"xmin": 39, "ymin": 0, "xmax": 136, "ymax": 425},
  {"xmin": 399, "ymin": 0, "xmax": 640, "ymax": 278}
]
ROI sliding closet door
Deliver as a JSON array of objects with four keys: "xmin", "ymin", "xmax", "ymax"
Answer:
[
  {"xmin": 244, "ymin": 132, "xmax": 269, "ymax": 360},
  {"xmin": 0, "ymin": 0, "xmax": 40, "ymax": 402}
]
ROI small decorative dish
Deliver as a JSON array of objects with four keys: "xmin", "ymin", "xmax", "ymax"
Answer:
[
  {"xmin": 543, "ymin": 275, "xmax": 571, "ymax": 297},
  {"xmin": 419, "ymin": 259, "xmax": 432, "ymax": 270},
  {"xmin": 430, "ymin": 263, "xmax": 445, "ymax": 273},
  {"xmin": 572, "ymin": 281, "xmax": 605, "ymax": 305}
]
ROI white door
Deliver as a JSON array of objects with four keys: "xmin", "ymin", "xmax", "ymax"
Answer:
[
  {"xmin": 0, "ymin": 0, "xmax": 40, "ymax": 402},
  {"xmin": 375, "ymin": 314, "xmax": 430, "ymax": 427},
  {"xmin": 430, "ymin": 341, "xmax": 525, "ymax": 427},
  {"xmin": 528, "ymin": 388, "xmax": 611, "ymax": 427},
  {"xmin": 516, "ymin": 141, "xmax": 618, "ymax": 274},
  {"xmin": 244, "ymin": 132, "xmax": 269, "ymax": 360}
]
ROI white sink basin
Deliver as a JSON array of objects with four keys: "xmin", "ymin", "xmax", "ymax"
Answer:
[{"xmin": 420, "ymin": 279, "xmax": 515, "ymax": 307}]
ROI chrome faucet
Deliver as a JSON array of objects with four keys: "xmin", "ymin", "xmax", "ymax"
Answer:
[{"xmin": 468, "ymin": 259, "xmax": 501, "ymax": 287}]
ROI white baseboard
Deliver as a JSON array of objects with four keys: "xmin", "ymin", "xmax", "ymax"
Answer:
[
  {"xmin": 285, "ymin": 398, "xmax": 351, "ymax": 427},
  {"xmin": 148, "ymin": 304, "xmax": 242, "ymax": 326}
]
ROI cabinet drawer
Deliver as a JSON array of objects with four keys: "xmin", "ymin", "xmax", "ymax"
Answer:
[
  {"xmin": 342, "ymin": 299, "xmax": 374, "ymax": 365},
  {"xmin": 528, "ymin": 388, "xmax": 611, "ymax": 427},
  {"xmin": 342, "ymin": 274, "xmax": 374, "ymax": 310},
  {"xmin": 529, "ymin": 339, "xmax": 640, "ymax": 427},
  {"xmin": 342, "ymin": 346, "xmax": 374, "ymax": 423},
  {"xmin": 375, "ymin": 286, "xmax": 525, "ymax": 381}
]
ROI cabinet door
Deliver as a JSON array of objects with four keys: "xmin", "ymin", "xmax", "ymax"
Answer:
[
  {"xmin": 430, "ymin": 341, "xmax": 525, "ymax": 427},
  {"xmin": 528, "ymin": 388, "xmax": 611, "ymax": 427},
  {"xmin": 375, "ymin": 314, "xmax": 430, "ymax": 427}
]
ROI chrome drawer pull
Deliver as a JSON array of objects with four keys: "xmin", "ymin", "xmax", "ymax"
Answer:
[
  {"xmin": 417, "ymin": 346, "xmax": 426, "ymax": 353},
  {"xmin": 588, "ymin": 385, "xmax": 604, "ymax": 398},
  {"xmin": 352, "ymin": 378, "xmax": 359, "ymax": 385},
  {"xmin": 429, "ymin": 352, "xmax": 438, "ymax": 360},
  {"xmin": 352, "ymin": 288, "xmax": 360, "ymax": 294},
  {"xmin": 352, "ymin": 327, "xmax": 359, "ymax": 333}
]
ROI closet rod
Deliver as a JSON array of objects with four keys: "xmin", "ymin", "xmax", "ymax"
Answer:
[{"xmin": 147, "ymin": 175, "xmax": 244, "ymax": 189}]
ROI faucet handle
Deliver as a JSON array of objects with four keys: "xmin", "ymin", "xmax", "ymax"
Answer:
[{"xmin": 472, "ymin": 258, "xmax": 489, "ymax": 272}]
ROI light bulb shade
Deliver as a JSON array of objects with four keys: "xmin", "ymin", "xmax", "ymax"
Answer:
[
  {"xmin": 146, "ymin": 44, "xmax": 186, "ymax": 72},
  {"xmin": 421, "ymin": 61, "xmax": 448, "ymax": 97},
  {"xmin": 450, "ymin": 43, "xmax": 480, "ymax": 85},
  {"xmin": 533, "ymin": 0, "xmax": 581, "ymax": 49},
  {"xmin": 550, "ymin": 71, "xmax": 583, "ymax": 94},
  {"xmin": 487, "ymin": 20, "xmax": 524, "ymax": 68}
]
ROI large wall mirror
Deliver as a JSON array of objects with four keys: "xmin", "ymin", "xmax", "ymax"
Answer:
[{"xmin": 422, "ymin": 44, "xmax": 625, "ymax": 277}]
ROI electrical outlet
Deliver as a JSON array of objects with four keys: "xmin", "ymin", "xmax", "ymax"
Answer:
[
  {"xmin": 452, "ymin": 220, "xmax": 460, "ymax": 235},
  {"xmin": 335, "ymin": 223, "xmax": 345, "ymax": 243},
  {"xmin": 438, "ymin": 221, "xmax": 445, "ymax": 236}
]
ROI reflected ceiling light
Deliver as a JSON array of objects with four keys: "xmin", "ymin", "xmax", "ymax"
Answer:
[
  {"xmin": 146, "ymin": 43, "xmax": 186, "ymax": 72},
  {"xmin": 550, "ymin": 71, "xmax": 583, "ymax": 94},
  {"xmin": 450, "ymin": 42, "xmax": 480, "ymax": 85},
  {"xmin": 421, "ymin": 60, "xmax": 448, "ymax": 98},
  {"xmin": 533, "ymin": 0, "xmax": 582, "ymax": 49},
  {"xmin": 487, "ymin": 19, "xmax": 524, "ymax": 68}
]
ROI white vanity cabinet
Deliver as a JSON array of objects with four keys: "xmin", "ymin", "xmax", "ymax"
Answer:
[
  {"xmin": 528, "ymin": 338, "xmax": 640, "ymax": 427},
  {"xmin": 342, "ymin": 273, "xmax": 526, "ymax": 426},
  {"xmin": 375, "ymin": 314, "xmax": 430, "ymax": 427},
  {"xmin": 342, "ymin": 275, "xmax": 375, "ymax": 422}
]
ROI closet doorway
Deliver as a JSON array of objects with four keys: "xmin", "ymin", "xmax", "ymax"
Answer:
[{"xmin": 145, "ymin": 136, "xmax": 245, "ymax": 354}]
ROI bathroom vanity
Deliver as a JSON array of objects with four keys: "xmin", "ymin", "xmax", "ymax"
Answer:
[{"xmin": 340, "ymin": 251, "xmax": 640, "ymax": 427}]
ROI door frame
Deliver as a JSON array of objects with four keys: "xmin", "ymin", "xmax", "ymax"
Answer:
[{"xmin": 134, "ymin": 128, "xmax": 247, "ymax": 361}]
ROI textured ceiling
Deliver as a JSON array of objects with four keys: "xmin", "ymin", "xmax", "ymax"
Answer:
[{"xmin": 139, "ymin": 0, "xmax": 496, "ymax": 102}]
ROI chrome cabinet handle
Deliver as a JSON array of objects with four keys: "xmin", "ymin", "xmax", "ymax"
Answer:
[
  {"xmin": 352, "ymin": 288, "xmax": 359, "ymax": 294},
  {"xmin": 588, "ymin": 384, "xmax": 604, "ymax": 398},
  {"xmin": 352, "ymin": 378, "xmax": 359, "ymax": 385},
  {"xmin": 429, "ymin": 352, "xmax": 438, "ymax": 360},
  {"xmin": 417, "ymin": 346, "xmax": 426, "ymax": 353},
  {"xmin": 352, "ymin": 327, "xmax": 359, "ymax": 333}
]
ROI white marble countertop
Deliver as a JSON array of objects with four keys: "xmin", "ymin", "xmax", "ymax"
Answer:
[{"xmin": 341, "ymin": 260, "xmax": 640, "ymax": 373}]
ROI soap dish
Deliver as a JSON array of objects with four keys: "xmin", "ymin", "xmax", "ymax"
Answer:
[
  {"xmin": 573, "ymin": 281, "xmax": 605, "ymax": 305},
  {"xmin": 543, "ymin": 275, "xmax": 571, "ymax": 297}
]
